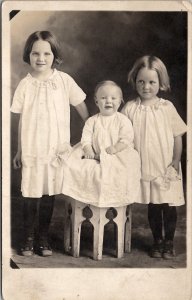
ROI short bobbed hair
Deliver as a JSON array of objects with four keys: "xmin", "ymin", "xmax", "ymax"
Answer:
[
  {"xmin": 94, "ymin": 80, "xmax": 124, "ymax": 102},
  {"xmin": 128, "ymin": 56, "xmax": 170, "ymax": 91},
  {"xmin": 23, "ymin": 31, "xmax": 63, "ymax": 66}
]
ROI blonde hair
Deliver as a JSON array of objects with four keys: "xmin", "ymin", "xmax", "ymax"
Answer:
[
  {"xmin": 94, "ymin": 80, "xmax": 124, "ymax": 102},
  {"xmin": 128, "ymin": 56, "xmax": 170, "ymax": 91}
]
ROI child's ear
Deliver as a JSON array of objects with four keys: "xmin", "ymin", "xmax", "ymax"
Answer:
[{"xmin": 94, "ymin": 96, "xmax": 98, "ymax": 105}]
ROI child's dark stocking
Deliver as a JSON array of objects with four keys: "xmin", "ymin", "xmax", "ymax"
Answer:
[
  {"xmin": 23, "ymin": 197, "xmax": 38, "ymax": 240},
  {"xmin": 38, "ymin": 195, "xmax": 55, "ymax": 242},
  {"xmin": 163, "ymin": 204, "xmax": 177, "ymax": 241},
  {"xmin": 162, "ymin": 204, "xmax": 177, "ymax": 259},
  {"xmin": 22, "ymin": 197, "xmax": 38, "ymax": 256},
  {"xmin": 148, "ymin": 203, "xmax": 163, "ymax": 241},
  {"xmin": 38, "ymin": 195, "xmax": 55, "ymax": 256},
  {"xmin": 148, "ymin": 203, "xmax": 164, "ymax": 258}
]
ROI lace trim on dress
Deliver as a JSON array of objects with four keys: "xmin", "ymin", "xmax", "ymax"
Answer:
[
  {"xmin": 26, "ymin": 69, "xmax": 59, "ymax": 90},
  {"xmin": 136, "ymin": 97, "xmax": 168, "ymax": 111}
]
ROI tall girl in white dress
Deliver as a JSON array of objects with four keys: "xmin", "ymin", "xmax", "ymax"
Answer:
[
  {"xmin": 11, "ymin": 31, "xmax": 89, "ymax": 256},
  {"xmin": 122, "ymin": 56, "xmax": 187, "ymax": 259},
  {"xmin": 62, "ymin": 81, "xmax": 141, "ymax": 207}
]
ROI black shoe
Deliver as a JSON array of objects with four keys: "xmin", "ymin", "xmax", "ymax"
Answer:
[
  {"xmin": 38, "ymin": 240, "xmax": 53, "ymax": 257},
  {"xmin": 163, "ymin": 240, "xmax": 175, "ymax": 260},
  {"xmin": 150, "ymin": 239, "xmax": 163, "ymax": 258},
  {"xmin": 21, "ymin": 237, "xmax": 34, "ymax": 257}
]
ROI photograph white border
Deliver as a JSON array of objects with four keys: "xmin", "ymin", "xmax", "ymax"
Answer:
[{"xmin": 2, "ymin": 1, "xmax": 192, "ymax": 299}]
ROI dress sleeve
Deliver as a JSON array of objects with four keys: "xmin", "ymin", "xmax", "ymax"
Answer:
[
  {"xmin": 121, "ymin": 100, "xmax": 135, "ymax": 122},
  {"xmin": 167, "ymin": 102, "xmax": 187, "ymax": 137},
  {"xmin": 121, "ymin": 102, "xmax": 130, "ymax": 117},
  {"xmin": 118, "ymin": 115, "xmax": 134, "ymax": 147},
  {"xmin": 81, "ymin": 117, "xmax": 94, "ymax": 148},
  {"xmin": 10, "ymin": 79, "xmax": 26, "ymax": 113},
  {"xmin": 65, "ymin": 74, "xmax": 86, "ymax": 106}
]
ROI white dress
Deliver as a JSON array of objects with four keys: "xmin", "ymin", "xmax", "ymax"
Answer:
[
  {"xmin": 11, "ymin": 69, "xmax": 86, "ymax": 198},
  {"xmin": 121, "ymin": 98, "xmax": 187, "ymax": 206},
  {"xmin": 62, "ymin": 112, "xmax": 141, "ymax": 207}
]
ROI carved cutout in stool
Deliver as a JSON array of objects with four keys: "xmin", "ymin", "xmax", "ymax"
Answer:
[
  {"xmin": 82, "ymin": 206, "xmax": 93, "ymax": 219},
  {"xmin": 103, "ymin": 221, "xmax": 117, "ymax": 255},
  {"xmin": 80, "ymin": 220, "xmax": 94, "ymax": 256},
  {"xmin": 105, "ymin": 207, "xmax": 117, "ymax": 220}
]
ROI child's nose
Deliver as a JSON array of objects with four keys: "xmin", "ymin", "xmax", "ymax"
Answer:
[
  {"xmin": 144, "ymin": 82, "xmax": 150, "ymax": 89},
  {"xmin": 106, "ymin": 97, "xmax": 112, "ymax": 103},
  {"xmin": 38, "ymin": 54, "xmax": 45, "ymax": 61}
]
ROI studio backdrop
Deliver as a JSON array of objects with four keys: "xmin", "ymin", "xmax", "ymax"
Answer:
[{"xmin": 10, "ymin": 11, "xmax": 187, "ymax": 195}]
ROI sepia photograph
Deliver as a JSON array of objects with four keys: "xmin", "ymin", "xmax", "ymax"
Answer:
[{"xmin": 2, "ymin": 1, "xmax": 192, "ymax": 300}]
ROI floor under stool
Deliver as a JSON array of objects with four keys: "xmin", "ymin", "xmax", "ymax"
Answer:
[{"xmin": 10, "ymin": 197, "xmax": 186, "ymax": 268}]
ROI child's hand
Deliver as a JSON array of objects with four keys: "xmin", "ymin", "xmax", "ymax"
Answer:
[
  {"xmin": 83, "ymin": 145, "xmax": 95, "ymax": 159},
  {"xmin": 84, "ymin": 151, "xmax": 95, "ymax": 159},
  {"xmin": 13, "ymin": 151, "xmax": 22, "ymax": 169},
  {"xmin": 171, "ymin": 160, "xmax": 179, "ymax": 173},
  {"xmin": 106, "ymin": 146, "xmax": 116, "ymax": 155}
]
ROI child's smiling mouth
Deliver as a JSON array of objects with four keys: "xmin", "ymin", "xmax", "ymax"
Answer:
[{"xmin": 105, "ymin": 105, "xmax": 113, "ymax": 109}]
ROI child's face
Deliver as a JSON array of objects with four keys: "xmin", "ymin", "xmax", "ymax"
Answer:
[
  {"xmin": 136, "ymin": 67, "xmax": 160, "ymax": 101},
  {"xmin": 95, "ymin": 84, "xmax": 122, "ymax": 116},
  {"xmin": 29, "ymin": 40, "xmax": 54, "ymax": 73}
]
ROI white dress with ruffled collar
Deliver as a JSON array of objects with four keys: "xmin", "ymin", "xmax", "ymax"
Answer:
[
  {"xmin": 121, "ymin": 98, "xmax": 187, "ymax": 206},
  {"xmin": 11, "ymin": 69, "xmax": 86, "ymax": 197}
]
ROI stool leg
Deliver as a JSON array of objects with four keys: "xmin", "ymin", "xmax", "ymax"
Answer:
[
  {"xmin": 92, "ymin": 207, "xmax": 107, "ymax": 260},
  {"xmin": 115, "ymin": 207, "xmax": 127, "ymax": 258},
  {"xmin": 125, "ymin": 205, "xmax": 132, "ymax": 253},
  {"xmin": 71, "ymin": 201, "xmax": 85, "ymax": 258}
]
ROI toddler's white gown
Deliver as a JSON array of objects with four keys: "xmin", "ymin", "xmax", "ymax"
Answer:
[{"xmin": 62, "ymin": 112, "xmax": 141, "ymax": 207}]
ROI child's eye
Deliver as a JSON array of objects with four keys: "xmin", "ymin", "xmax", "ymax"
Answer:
[
  {"xmin": 137, "ymin": 80, "xmax": 144, "ymax": 84},
  {"xmin": 112, "ymin": 97, "xmax": 116, "ymax": 100},
  {"xmin": 150, "ymin": 81, "xmax": 156, "ymax": 84},
  {"xmin": 45, "ymin": 52, "xmax": 51, "ymax": 56},
  {"xmin": 101, "ymin": 96, "xmax": 106, "ymax": 99},
  {"xmin": 31, "ymin": 52, "xmax": 38, "ymax": 56}
]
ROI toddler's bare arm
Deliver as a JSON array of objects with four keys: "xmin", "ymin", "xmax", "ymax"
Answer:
[{"xmin": 106, "ymin": 142, "xmax": 128, "ymax": 155}]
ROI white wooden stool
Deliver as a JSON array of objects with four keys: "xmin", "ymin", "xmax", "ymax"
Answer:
[{"xmin": 63, "ymin": 197, "xmax": 132, "ymax": 260}]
